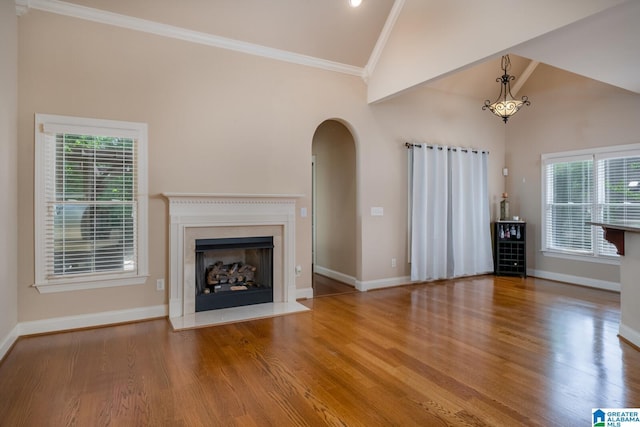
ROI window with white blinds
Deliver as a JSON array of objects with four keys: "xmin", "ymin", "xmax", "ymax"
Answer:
[
  {"xmin": 35, "ymin": 114, "xmax": 148, "ymax": 292},
  {"xmin": 542, "ymin": 145, "xmax": 640, "ymax": 260}
]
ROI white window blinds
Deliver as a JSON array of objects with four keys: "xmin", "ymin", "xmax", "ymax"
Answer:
[
  {"xmin": 543, "ymin": 157, "xmax": 593, "ymax": 254},
  {"xmin": 45, "ymin": 132, "xmax": 138, "ymax": 277},
  {"xmin": 596, "ymin": 154, "xmax": 640, "ymax": 256}
]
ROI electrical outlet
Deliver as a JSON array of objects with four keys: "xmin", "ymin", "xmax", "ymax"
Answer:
[
  {"xmin": 391, "ymin": 258, "xmax": 397, "ymax": 268},
  {"xmin": 156, "ymin": 279, "xmax": 165, "ymax": 291}
]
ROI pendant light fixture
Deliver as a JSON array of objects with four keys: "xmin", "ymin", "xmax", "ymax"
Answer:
[
  {"xmin": 349, "ymin": 0, "xmax": 362, "ymax": 7},
  {"xmin": 482, "ymin": 55, "xmax": 531, "ymax": 123}
]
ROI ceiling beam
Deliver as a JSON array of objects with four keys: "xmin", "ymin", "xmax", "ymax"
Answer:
[{"xmin": 511, "ymin": 61, "xmax": 539, "ymax": 97}]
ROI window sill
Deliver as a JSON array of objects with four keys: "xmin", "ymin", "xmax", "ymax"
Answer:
[
  {"xmin": 541, "ymin": 250, "xmax": 620, "ymax": 266},
  {"xmin": 33, "ymin": 274, "xmax": 149, "ymax": 294}
]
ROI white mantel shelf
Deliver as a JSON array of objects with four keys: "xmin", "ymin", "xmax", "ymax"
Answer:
[
  {"xmin": 163, "ymin": 193, "xmax": 308, "ymax": 330},
  {"xmin": 162, "ymin": 193, "xmax": 305, "ymax": 199}
]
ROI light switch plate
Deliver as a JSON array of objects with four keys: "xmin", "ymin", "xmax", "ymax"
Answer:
[{"xmin": 371, "ymin": 207, "xmax": 384, "ymax": 216}]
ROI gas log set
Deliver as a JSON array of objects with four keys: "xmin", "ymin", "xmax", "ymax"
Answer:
[{"xmin": 204, "ymin": 261, "xmax": 261, "ymax": 293}]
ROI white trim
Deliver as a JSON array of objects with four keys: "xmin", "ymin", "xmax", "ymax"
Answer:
[
  {"xmin": 619, "ymin": 323, "xmax": 640, "ymax": 349},
  {"xmin": 33, "ymin": 114, "xmax": 149, "ymax": 292},
  {"xmin": 34, "ymin": 275, "xmax": 150, "ymax": 293},
  {"xmin": 15, "ymin": 0, "xmax": 28, "ymax": 16},
  {"xmin": 314, "ymin": 265, "xmax": 357, "ymax": 287},
  {"xmin": 0, "ymin": 325, "xmax": 19, "ymax": 362},
  {"xmin": 356, "ymin": 275, "xmax": 412, "ymax": 292},
  {"xmin": 18, "ymin": 305, "xmax": 167, "ymax": 336},
  {"xmin": 312, "ymin": 156, "xmax": 317, "ymax": 267},
  {"xmin": 541, "ymin": 143, "xmax": 640, "ymax": 161},
  {"xmin": 527, "ymin": 268, "xmax": 620, "ymax": 292},
  {"xmin": 162, "ymin": 192, "xmax": 305, "ymax": 199},
  {"xmin": 17, "ymin": 0, "xmax": 364, "ymax": 78},
  {"xmin": 296, "ymin": 287, "xmax": 314, "ymax": 300},
  {"xmin": 363, "ymin": 0, "xmax": 405, "ymax": 82},
  {"xmin": 511, "ymin": 61, "xmax": 539, "ymax": 97},
  {"xmin": 541, "ymin": 249, "xmax": 620, "ymax": 266}
]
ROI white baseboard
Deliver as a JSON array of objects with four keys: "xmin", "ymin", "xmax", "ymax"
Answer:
[
  {"xmin": 18, "ymin": 304, "xmax": 168, "ymax": 336},
  {"xmin": 296, "ymin": 286, "xmax": 314, "ymax": 300},
  {"xmin": 619, "ymin": 323, "xmax": 640, "ymax": 349},
  {"xmin": 527, "ymin": 268, "xmax": 620, "ymax": 292},
  {"xmin": 314, "ymin": 265, "xmax": 357, "ymax": 286},
  {"xmin": 356, "ymin": 275, "xmax": 412, "ymax": 292},
  {"xmin": 0, "ymin": 324, "xmax": 19, "ymax": 362}
]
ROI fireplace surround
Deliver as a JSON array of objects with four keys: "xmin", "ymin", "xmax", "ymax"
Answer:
[{"xmin": 163, "ymin": 193, "xmax": 309, "ymax": 330}]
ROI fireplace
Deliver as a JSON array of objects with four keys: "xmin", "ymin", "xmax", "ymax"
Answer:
[
  {"xmin": 195, "ymin": 236, "xmax": 274, "ymax": 311},
  {"xmin": 163, "ymin": 193, "xmax": 309, "ymax": 330}
]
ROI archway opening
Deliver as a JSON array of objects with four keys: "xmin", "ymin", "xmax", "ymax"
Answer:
[{"xmin": 311, "ymin": 120, "xmax": 357, "ymax": 297}]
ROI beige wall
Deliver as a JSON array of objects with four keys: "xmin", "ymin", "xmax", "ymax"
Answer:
[
  {"xmin": 362, "ymin": 85, "xmax": 506, "ymax": 281},
  {"xmin": 16, "ymin": 9, "xmax": 508, "ymax": 322},
  {"xmin": 16, "ymin": 10, "xmax": 344, "ymax": 320},
  {"xmin": 505, "ymin": 63, "xmax": 640, "ymax": 284},
  {"xmin": 0, "ymin": 0, "xmax": 19, "ymax": 342},
  {"xmin": 312, "ymin": 120, "xmax": 357, "ymax": 278}
]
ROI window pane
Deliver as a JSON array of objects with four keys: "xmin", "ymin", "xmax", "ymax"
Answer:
[
  {"xmin": 545, "ymin": 159, "xmax": 593, "ymax": 254},
  {"xmin": 547, "ymin": 204, "xmax": 592, "ymax": 252},
  {"xmin": 552, "ymin": 161, "xmax": 592, "ymax": 204},
  {"xmin": 597, "ymin": 156, "xmax": 640, "ymax": 256}
]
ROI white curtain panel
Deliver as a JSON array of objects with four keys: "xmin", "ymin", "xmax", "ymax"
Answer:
[
  {"xmin": 411, "ymin": 145, "xmax": 449, "ymax": 281},
  {"xmin": 410, "ymin": 145, "xmax": 493, "ymax": 281},
  {"xmin": 449, "ymin": 149, "xmax": 494, "ymax": 277}
]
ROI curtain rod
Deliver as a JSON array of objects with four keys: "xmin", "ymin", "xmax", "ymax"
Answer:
[{"xmin": 405, "ymin": 142, "xmax": 489, "ymax": 154}]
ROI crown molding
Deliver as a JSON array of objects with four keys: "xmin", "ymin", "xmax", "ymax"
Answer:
[
  {"xmin": 363, "ymin": 0, "xmax": 405, "ymax": 83},
  {"xmin": 15, "ymin": 0, "xmax": 28, "ymax": 16},
  {"xmin": 16, "ymin": 0, "xmax": 365, "ymax": 78}
]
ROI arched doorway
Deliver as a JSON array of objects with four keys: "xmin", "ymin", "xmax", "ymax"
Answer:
[{"xmin": 311, "ymin": 120, "xmax": 357, "ymax": 297}]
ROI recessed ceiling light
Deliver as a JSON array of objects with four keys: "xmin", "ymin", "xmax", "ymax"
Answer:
[{"xmin": 349, "ymin": 0, "xmax": 362, "ymax": 7}]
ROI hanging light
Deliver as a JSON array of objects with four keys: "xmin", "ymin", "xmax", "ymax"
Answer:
[
  {"xmin": 482, "ymin": 55, "xmax": 531, "ymax": 123},
  {"xmin": 349, "ymin": 0, "xmax": 362, "ymax": 7}
]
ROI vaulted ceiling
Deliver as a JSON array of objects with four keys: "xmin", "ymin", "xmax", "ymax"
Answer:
[{"xmin": 18, "ymin": 0, "xmax": 640, "ymax": 103}]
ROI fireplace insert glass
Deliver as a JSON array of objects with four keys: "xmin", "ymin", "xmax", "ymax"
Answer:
[{"xmin": 195, "ymin": 236, "xmax": 274, "ymax": 311}]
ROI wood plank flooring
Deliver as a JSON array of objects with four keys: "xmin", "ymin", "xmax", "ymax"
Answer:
[
  {"xmin": 1, "ymin": 275, "xmax": 639, "ymax": 426},
  {"xmin": 313, "ymin": 273, "xmax": 357, "ymax": 297}
]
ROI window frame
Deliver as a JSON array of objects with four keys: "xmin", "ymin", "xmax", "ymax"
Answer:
[
  {"xmin": 34, "ymin": 114, "xmax": 149, "ymax": 293},
  {"xmin": 541, "ymin": 143, "xmax": 640, "ymax": 264}
]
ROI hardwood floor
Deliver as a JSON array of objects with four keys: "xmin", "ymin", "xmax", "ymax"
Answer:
[
  {"xmin": 313, "ymin": 273, "xmax": 357, "ymax": 297},
  {"xmin": 1, "ymin": 276, "xmax": 639, "ymax": 426}
]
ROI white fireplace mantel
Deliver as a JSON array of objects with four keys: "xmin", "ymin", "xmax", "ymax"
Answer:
[{"xmin": 163, "ymin": 193, "xmax": 308, "ymax": 329}]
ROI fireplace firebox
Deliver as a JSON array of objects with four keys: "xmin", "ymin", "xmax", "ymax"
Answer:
[{"xmin": 195, "ymin": 236, "xmax": 274, "ymax": 311}]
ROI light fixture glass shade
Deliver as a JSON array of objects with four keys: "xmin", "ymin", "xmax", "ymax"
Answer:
[
  {"xmin": 487, "ymin": 99, "xmax": 524, "ymax": 119},
  {"xmin": 349, "ymin": 0, "xmax": 362, "ymax": 7}
]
